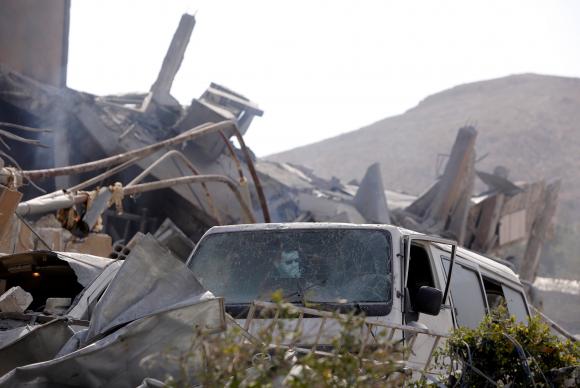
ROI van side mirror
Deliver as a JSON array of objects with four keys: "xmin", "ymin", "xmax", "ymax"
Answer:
[{"xmin": 414, "ymin": 286, "xmax": 443, "ymax": 316}]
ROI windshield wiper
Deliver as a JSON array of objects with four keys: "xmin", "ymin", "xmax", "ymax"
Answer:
[{"xmin": 281, "ymin": 279, "xmax": 327, "ymax": 303}]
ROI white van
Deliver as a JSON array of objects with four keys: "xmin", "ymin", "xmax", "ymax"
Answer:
[{"xmin": 186, "ymin": 223, "xmax": 531, "ymax": 374}]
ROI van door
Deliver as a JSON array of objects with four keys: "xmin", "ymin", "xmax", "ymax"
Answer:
[{"xmin": 404, "ymin": 240, "xmax": 454, "ymax": 371}]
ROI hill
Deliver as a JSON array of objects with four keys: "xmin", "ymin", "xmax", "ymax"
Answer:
[{"xmin": 267, "ymin": 74, "xmax": 580, "ymax": 227}]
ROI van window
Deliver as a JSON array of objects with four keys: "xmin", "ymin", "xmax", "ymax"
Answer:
[
  {"xmin": 502, "ymin": 285, "xmax": 528, "ymax": 323},
  {"xmin": 442, "ymin": 259, "xmax": 487, "ymax": 329},
  {"xmin": 407, "ymin": 244, "xmax": 436, "ymax": 310},
  {"xmin": 482, "ymin": 277, "xmax": 506, "ymax": 310},
  {"xmin": 481, "ymin": 277, "xmax": 529, "ymax": 323}
]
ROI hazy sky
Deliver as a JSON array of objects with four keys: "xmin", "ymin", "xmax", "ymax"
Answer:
[{"xmin": 68, "ymin": 0, "xmax": 580, "ymax": 156}]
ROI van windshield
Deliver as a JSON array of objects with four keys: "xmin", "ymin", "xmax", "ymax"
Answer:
[{"xmin": 188, "ymin": 229, "xmax": 392, "ymax": 306}]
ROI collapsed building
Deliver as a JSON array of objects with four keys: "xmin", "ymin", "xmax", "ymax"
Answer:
[
  {"xmin": 0, "ymin": 5, "xmax": 573, "ymax": 385},
  {"xmin": 258, "ymin": 126, "xmax": 561, "ymax": 291},
  {"xmin": 0, "ymin": 7, "xmax": 561, "ymax": 279}
]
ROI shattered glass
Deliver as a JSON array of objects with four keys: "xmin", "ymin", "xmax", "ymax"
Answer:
[{"xmin": 189, "ymin": 229, "xmax": 392, "ymax": 305}]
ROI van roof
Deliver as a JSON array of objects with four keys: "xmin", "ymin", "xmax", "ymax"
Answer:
[
  {"xmin": 440, "ymin": 244, "xmax": 521, "ymax": 284},
  {"xmin": 205, "ymin": 222, "xmax": 397, "ymax": 233}
]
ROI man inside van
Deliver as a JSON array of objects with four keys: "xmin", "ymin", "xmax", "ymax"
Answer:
[
  {"xmin": 274, "ymin": 249, "xmax": 302, "ymax": 278},
  {"xmin": 258, "ymin": 248, "xmax": 303, "ymax": 300}
]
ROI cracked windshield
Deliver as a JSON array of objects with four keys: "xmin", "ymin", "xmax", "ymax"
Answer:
[{"xmin": 189, "ymin": 229, "xmax": 392, "ymax": 304}]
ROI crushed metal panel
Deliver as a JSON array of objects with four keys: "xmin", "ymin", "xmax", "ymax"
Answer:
[
  {"xmin": 83, "ymin": 234, "xmax": 212, "ymax": 343},
  {"xmin": 0, "ymin": 235, "xmax": 223, "ymax": 386},
  {"xmin": 0, "ymin": 298, "xmax": 225, "ymax": 387},
  {"xmin": 0, "ymin": 325, "xmax": 34, "ymax": 349},
  {"xmin": 0, "ymin": 319, "xmax": 74, "ymax": 375},
  {"xmin": 54, "ymin": 252, "xmax": 114, "ymax": 287},
  {"xmin": 66, "ymin": 260, "xmax": 123, "ymax": 321},
  {"xmin": 0, "ymin": 250, "xmax": 111, "ymax": 288}
]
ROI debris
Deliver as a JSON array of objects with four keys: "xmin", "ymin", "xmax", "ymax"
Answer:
[
  {"xmin": 153, "ymin": 218, "xmax": 195, "ymax": 262},
  {"xmin": 64, "ymin": 233, "xmax": 112, "ymax": 258},
  {"xmin": 150, "ymin": 13, "xmax": 196, "ymax": 109},
  {"xmin": 520, "ymin": 180, "xmax": 561, "ymax": 282},
  {"xmin": 0, "ymin": 187, "xmax": 21, "ymax": 240},
  {"xmin": 0, "ymin": 325, "xmax": 34, "ymax": 349},
  {"xmin": 0, "ymin": 319, "xmax": 75, "ymax": 377},
  {"xmin": 417, "ymin": 126, "xmax": 476, "ymax": 242},
  {"xmin": 0, "ymin": 298, "xmax": 224, "ymax": 387},
  {"xmin": 0, "ymin": 9, "xmax": 572, "ymax": 383},
  {"xmin": 353, "ymin": 162, "xmax": 390, "ymax": 224},
  {"xmin": 83, "ymin": 234, "xmax": 212, "ymax": 340},
  {"xmin": 0, "ymin": 251, "xmax": 113, "ymax": 312},
  {"xmin": 477, "ymin": 169, "xmax": 524, "ymax": 196},
  {"xmin": 0, "ymin": 235, "xmax": 225, "ymax": 387},
  {"xmin": 67, "ymin": 260, "xmax": 124, "ymax": 321},
  {"xmin": 43, "ymin": 298, "xmax": 71, "ymax": 315},
  {"xmin": 0, "ymin": 287, "xmax": 33, "ymax": 313}
]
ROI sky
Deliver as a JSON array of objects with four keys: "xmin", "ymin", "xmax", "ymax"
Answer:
[{"xmin": 67, "ymin": 0, "xmax": 580, "ymax": 156}]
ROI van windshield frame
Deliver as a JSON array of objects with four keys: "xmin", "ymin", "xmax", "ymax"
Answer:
[{"xmin": 188, "ymin": 228, "xmax": 393, "ymax": 316}]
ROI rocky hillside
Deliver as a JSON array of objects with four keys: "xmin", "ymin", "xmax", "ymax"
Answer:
[{"xmin": 268, "ymin": 74, "xmax": 580, "ymax": 226}]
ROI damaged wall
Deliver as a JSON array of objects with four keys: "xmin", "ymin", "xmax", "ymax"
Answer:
[{"xmin": 0, "ymin": 0, "xmax": 70, "ymax": 88}]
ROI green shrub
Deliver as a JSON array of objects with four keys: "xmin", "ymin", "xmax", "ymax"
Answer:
[
  {"xmin": 434, "ymin": 306, "xmax": 579, "ymax": 387},
  {"xmin": 166, "ymin": 297, "xmax": 407, "ymax": 387}
]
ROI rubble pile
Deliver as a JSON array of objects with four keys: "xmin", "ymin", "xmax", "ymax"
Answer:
[
  {"xmin": 0, "ymin": 12, "xmax": 270, "ymax": 256},
  {"xmin": 0, "ymin": 10, "xmax": 559, "ymax": 281}
]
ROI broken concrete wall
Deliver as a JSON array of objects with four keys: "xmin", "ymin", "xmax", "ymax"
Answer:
[{"xmin": 0, "ymin": 0, "xmax": 69, "ymax": 88}]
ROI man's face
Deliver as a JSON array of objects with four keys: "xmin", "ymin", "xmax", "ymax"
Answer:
[{"xmin": 278, "ymin": 250, "xmax": 301, "ymax": 278}]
